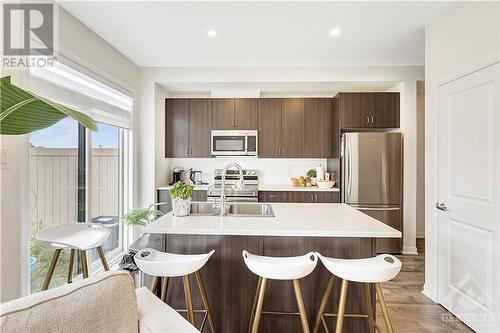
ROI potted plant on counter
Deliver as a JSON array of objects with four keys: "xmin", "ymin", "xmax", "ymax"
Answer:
[
  {"xmin": 122, "ymin": 203, "xmax": 164, "ymax": 236},
  {"xmin": 307, "ymin": 169, "xmax": 317, "ymax": 185},
  {"xmin": 170, "ymin": 182, "xmax": 194, "ymax": 216}
]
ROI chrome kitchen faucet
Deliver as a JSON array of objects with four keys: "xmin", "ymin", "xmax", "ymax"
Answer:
[{"xmin": 219, "ymin": 163, "xmax": 245, "ymax": 216}]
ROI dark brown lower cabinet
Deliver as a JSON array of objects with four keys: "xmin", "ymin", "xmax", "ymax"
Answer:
[
  {"xmin": 157, "ymin": 189, "xmax": 207, "ymax": 214},
  {"xmin": 156, "ymin": 234, "xmax": 376, "ymax": 333},
  {"xmin": 259, "ymin": 190, "xmax": 340, "ymax": 203}
]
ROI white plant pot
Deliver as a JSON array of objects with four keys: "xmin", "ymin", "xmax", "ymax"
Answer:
[
  {"xmin": 311, "ymin": 177, "xmax": 317, "ymax": 185},
  {"xmin": 172, "ymin": 197, "xmax": 192, "ymax": 216}
]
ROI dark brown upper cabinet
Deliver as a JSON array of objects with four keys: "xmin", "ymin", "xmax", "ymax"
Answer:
[
  {"xmin": 234, "ymin": 98, "xmax": 258, "ymax": 129},
  {"xmin": 304, "ymin": 98, "xmax": 333, "ymax": 158},
  {"xmin": 212, "ymin": 99, "xmax": 234, "ymax": 129},
  {"xmin": 259, "ymin": 98, "xmax": 334, "ymax": 158},
  {"xmin": 165, "ymin": 99, "xmax": 189, "ymax": 158},
  {"xmin": 258, "ymin": 98, "xmax": 282, "ymax": 157},
  {"xmin": 335, "ymin": 92, "xmax": 400, "ymax": 129},
  {"xmin": 281, "ymin": 99, "xmax": 305, "ymax": 158},
  {"xmin": 212, "ymin": 98, "xmax": 259, "ymax": 130},
  {"xmin": 188, "ymin": 99, "xmax": 212, "ymax": 157},
  {"xmin": 165, "ymin": 98, "xmax": 212, "ymax": 158}
]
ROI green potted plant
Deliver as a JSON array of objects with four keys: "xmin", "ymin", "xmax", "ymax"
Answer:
[
  {"xmin": 170, "ymin": 182, "xmax": 194, "ymax": 216},
  {"xmin": 122, "ymin": 203, "xmax": 164, "ymax": 235},
  {"xmin": 307, "ymin": 169, "xmax": 317, "ymax": 185}
]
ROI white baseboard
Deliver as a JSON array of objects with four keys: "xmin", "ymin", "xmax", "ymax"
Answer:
[
  {"xmin": 422, "ymin": 284, "xmax": 439, "ymax": 303},
  {"xmin": 402, "ymin": 246, "xmax": 418, "ymax": 255},
  {"xmin": 416, "ymin": 232, "xmax": 425, "ymax": 239}
]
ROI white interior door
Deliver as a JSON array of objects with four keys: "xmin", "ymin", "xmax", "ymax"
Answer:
[{"xmin": 437, "ymin": 63, "xmax": 499, "ymax": 332}]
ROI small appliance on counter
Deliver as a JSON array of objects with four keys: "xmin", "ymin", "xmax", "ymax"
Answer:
[
  {"xmin": 188, "ymin": 169, "xmax": 208, "ymax": 185},
  {"xmin": 170, "ymin": 167, "xmax": 185, "ymax": 185}
]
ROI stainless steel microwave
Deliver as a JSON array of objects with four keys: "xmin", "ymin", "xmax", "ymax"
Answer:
[{"xmin": 211, "ymin": 130, "xmax": 258, "ymax": 156}]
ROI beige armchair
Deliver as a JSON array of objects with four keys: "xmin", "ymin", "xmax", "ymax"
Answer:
[{"xmin": 0, "ymin": 271, "xmax": 199, "ymax": 333}]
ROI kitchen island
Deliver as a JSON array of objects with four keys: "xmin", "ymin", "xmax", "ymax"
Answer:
[{"xmin": 144, "ymin": 203, "xmax": 401, "ymax": 333}]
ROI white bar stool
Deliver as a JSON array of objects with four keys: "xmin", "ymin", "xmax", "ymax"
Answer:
[
  {"xmin": 312, "ymin": 253, "xmax": 402, "ymax": 333},
  {"xmin": 35, "ymin": 223, "xmax": 111, "ymax": 290},
  {"xmin": 135, "ymin": 248, "xmax": 216, "ymax": 333},
  {"xmin": 242, "ymin": 250, "xmax": 318, "ymax": 333}
]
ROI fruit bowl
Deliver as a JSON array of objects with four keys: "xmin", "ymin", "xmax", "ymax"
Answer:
[{"xmin": 316, "ymin": 180, "xmax": 335, "ymax": 189}]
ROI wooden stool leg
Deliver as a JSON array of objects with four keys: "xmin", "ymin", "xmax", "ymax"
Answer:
[
  {"xmin": 150, "ymin": 276, "xmax": 159, "ymax": 293},
  {"xmin": 363, "ymin": 283, "xmax": 375, "ymax": 332},
  {"xmin": 67, "ymin": 249, "xmax": 75, "ymax": 283},
  {"xmin": 293, "ymin": 279, "xmax": 311, "ymax": 333},
  {"xmin": 183, "ymin": 275, "xmax": 195, "ymax": 325},
  {"xmin": 248, "ymin": 277, "xmax": 263, "ymax": 333},
  {"xmin": 42, "ymin": 249, "xmax": 61, "ymax": 291},
  {"xmin": 375, "ymin": 283, "xmax": 395, "ymax": 333},
  {"xmin": 195, "ymin": 271, "xmax": 216, "ymax": 333},
  {"xmin": 313, "ymin": 276, "xmax": 335, "ymax": 333},
  {"xmin": 161, "ymin": 277, "xmax": 169, "ymax": 302},
  {"xmin": 80, "ymin": 250, "xmax": 89, "ymax": 278},
  {"xmin": 251, "ymin": 277, "xmax": 267, "ymax": 333},
  {"xmin": 96, "ymin": 245, "xmax": 109, "ymax": 271},
  {"xmin": 334, "ymin": 279, "xmax": 349, "ymax": 333}
]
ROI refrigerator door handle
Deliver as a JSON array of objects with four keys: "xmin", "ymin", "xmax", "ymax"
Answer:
[{"xmin": 353, "ymin": 206, "xmax": 400, "ymax": 211}]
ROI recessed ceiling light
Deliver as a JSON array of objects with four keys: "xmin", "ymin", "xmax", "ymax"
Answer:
[
  {"xmin": 330, "ymin": 28, "xmax": 341, "ymax": 36},
  {"xmin": 207, "ymin": 30, "xmax": 217, "ymax": 37}
]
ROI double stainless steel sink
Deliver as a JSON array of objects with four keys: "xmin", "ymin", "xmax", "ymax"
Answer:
[{"xmin": 189, "ymin": 202, "xmax": 275, "ymax": 217}]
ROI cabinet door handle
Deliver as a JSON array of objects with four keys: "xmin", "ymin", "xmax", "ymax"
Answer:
[
  {"xmin": 190, "ymin": 148, "xmax": 193, "ymax": 154},
  {"xmin": 269, "ymin": 195, "xmax": 278, "ymax": 199},
  {"xmin": 366, "ymin": 116, "xmax": 370, "ymax": 124},
  {"xmin": 315, "ymin": 194, "xmax": 318, "ymax": 202},
  {"xmin": 235, "ymin": 120, "xmax": 238, "ymax": 127},
  {"xmin": 371, "ymin": 116, "xmax": 374, "ymax": 124},
  {"xmin": 187, "ymin": 148, "xmax": 190, "ymax": 155},
  {"xmin": 310, "ymin": 194, "xmax": 314, "ymax": 202}
]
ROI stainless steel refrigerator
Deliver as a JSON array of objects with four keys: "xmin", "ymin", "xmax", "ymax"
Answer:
[{"xmin": 341, "ymin": 132, "xmax": 403, "ymax": 253}]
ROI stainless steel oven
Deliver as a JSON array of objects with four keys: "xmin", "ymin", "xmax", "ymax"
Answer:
[{"xmin": 211, "ymin": 130, "xmax": 258, "ymax": 156}]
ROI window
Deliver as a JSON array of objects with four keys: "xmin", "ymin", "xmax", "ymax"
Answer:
[
  {"xmin": 29, "ymin": 61, "xmax": 133, "ymax": 293},
  {"xmin": 29, "ymin": 118, "xmax": 79, "ymax": 292}
]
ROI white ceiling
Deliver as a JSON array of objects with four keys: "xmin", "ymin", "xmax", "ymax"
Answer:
[{"xmin": 60, "ymin": 1, "xmax": 451, "ymax": 67}]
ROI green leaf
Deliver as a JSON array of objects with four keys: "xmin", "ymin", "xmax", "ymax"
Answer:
[{"xmin": 0, "ymin": 75, "xmax": 97, "ymax": 135}]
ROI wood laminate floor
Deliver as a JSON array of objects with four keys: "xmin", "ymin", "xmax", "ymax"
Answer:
[{"xmin": 376, "ymin": 239, "xmax": 474, "ymax": 333}]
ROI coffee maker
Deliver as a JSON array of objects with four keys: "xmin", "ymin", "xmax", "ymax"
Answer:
[{"xmin": 170, "ymin": 167, "xmax": 185, "ymax": 185}]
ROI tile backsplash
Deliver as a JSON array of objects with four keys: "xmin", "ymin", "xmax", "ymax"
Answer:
[{"xmin": 164, "ymin": 157, "xmax": 329, "ymax": 185}]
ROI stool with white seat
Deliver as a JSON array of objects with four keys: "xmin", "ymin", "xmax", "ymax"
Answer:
[
  {"xmin": 35, "ymin": 223, "xmax": 111, "ymax": 290},
  {"xmin": 134, "ymin": 248, "xmax": 216, "ymax": 333},
  {"xmin": 242, "ymin": 250, "xmax": 318, "ymax": 333},
  {"xmin": 312, "ymin": 253, "xmax": 402, "ymax": 333}
]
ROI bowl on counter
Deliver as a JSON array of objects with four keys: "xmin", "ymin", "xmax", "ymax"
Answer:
[{"xmin": 316, "ymin": 180, "xmax": 335, "ymax": 189}]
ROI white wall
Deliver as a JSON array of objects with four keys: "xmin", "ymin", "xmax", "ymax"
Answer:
[
  {"xmin": 155, "ymin": 84, "xmax": 169, "ymax": 188},
  {"xmin": 424, "ymin": 1, "xmax": 500, "ymax": 302},
  {"xmin": 416, "ymin": 81, "xmax": 425, "ymax": 239},
  {"xmin": 0, "ymin": 3, "xmax": 139, "ymax": 301},
  {"xmin": 138, "ymin": 65, "xmax": 423, "ymax": 255},
  {"xmin": 164, "ymin": 158, "xmax": 327, "ymax": 185}
]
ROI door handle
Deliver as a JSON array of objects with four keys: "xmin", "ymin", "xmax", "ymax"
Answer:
[
  {"xmin": 310, "ymin": 194, "xmax": 314, "ymax": 203},
  {"xmin": 436, "ymin": 202, "xmax": 448, "ymax": 211},
  {"xmin": 315, "ymin": 194, "xmax": 318, "ymax": 203},
  {"xmin": 366, "ymin": 116, "xmax": 370, "ymax": 125},
  {"xmin": 371, "ymin": 116, "xmax": 374, "ymax": 124}
]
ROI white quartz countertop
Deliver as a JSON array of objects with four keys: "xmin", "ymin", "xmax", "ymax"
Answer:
[
  {"xmin": 258, "ymin": 184, "xmax": 339, "ymax": 192},
  {"xmin": 144, "ymin": 203, "xmax": 401, "ymax": 238},
  {"xmin": 157, "ymin": 184, "xmax": 339, "ymax": 192},
  {"xmin": 157, "ymin": 184, "xmax": 210, "ymax": 191}
]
